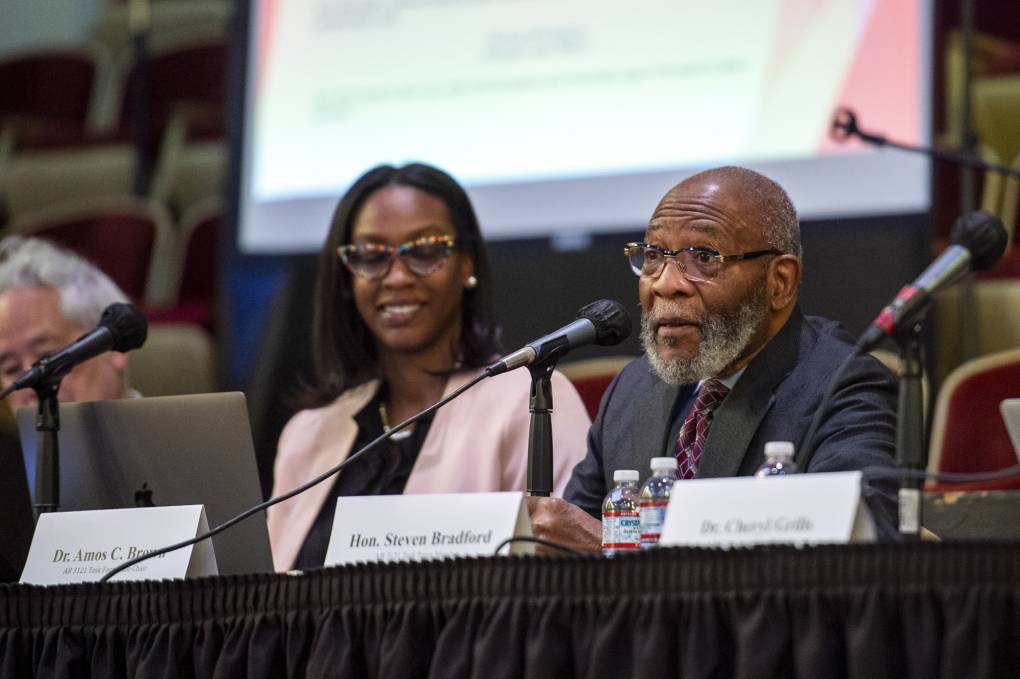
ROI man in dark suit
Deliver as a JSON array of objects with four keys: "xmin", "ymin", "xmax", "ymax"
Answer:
[{"xmin": 529, "ymin": 166, "xmax": 899, "ymax": 549}]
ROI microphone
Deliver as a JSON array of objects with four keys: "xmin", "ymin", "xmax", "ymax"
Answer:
[
  {"xmin": 830, "ymin": 107, "xmax": 1020, "ymax": 178},
  {"xmin": 858, "ymin": 211, "xmax": 1008, "ymax": 350},
  {"xmin": 9, "ymin": 303, "xmax": 148, "ymax": 392},
  {"xmin": 485, "ymin": 299, "xmax": 632, "ymax": 377},
  {"xmin": 830, "ymin": 107, "xmax": 885, "ymax": 145}
]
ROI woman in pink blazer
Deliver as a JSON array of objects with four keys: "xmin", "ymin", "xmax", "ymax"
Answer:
[{"xmin": 268, "ymin": 163, "xmax": 591, "ymax": 571}]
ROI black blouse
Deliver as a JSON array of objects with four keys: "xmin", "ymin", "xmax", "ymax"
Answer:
[{"xmin": 292, "ymin": 388, "xmax": 435, "ymax": 570}]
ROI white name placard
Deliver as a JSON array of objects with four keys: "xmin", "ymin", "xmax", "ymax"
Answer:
[
  {"xmin": 21, "ymin": 505, "xmax": 218, "ymax": 585},
  {"xmin": 325, "ymin": 491, "xmax": 532, "ymax": 565},
  {"xmin": 660, "ymin": 472, "xmax": 875, "ymax": 547}
]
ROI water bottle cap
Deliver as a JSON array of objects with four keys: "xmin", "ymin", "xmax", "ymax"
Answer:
[
  {"xmin": 614, "ymin": 469, "xmax": 640, "ymax": 482},
  {"xmin": 649, "ymin": 457, "xmax": 676, "ymax": 472},
  {"xmin": 764, "ymin": 441, "xmax": 795, "ymax": 458}
]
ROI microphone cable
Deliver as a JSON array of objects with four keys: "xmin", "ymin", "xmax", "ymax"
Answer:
[
  {"xmin": 100, "ymin": 371, "xmax": 489, "ymax": 582},
  {"xmin": 861, "ymin": 462, "xmax": 1020, "ymax": 486},
  {"xmin": 492, "ymin": 535, "xmax": 586, "ymax": 557}
]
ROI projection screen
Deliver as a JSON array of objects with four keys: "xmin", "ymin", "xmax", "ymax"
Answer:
[{"xmin": 238, "ymin": 0, "xmax": 930, "ymax": 253}]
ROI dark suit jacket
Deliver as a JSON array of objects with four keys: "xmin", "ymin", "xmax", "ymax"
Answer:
[{"xmin": 564, "ymin": 307, "xmax": 900, "ymax": 539}]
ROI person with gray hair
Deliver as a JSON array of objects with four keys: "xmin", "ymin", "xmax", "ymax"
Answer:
[
  {"xmin": 527, "ymin": 166, "xmax": 901, "ymax": 548},
  {"xmin": 0, "ymin": 236, "xmax": 135, "ymax": 410}
]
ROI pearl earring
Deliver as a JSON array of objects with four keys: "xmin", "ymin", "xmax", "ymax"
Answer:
[{"xmin": 465, "ymin": 275, "xmax": 478, "ymax": 289}]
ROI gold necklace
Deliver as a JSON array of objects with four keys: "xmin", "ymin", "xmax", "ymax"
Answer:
[{"xmin": 378, "ymin": 402, "xmax": 412, "ymax": 441}]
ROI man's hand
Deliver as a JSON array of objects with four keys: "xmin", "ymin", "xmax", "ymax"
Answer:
[{"xmin": 525, "ymin": 496, "xmax": 602, "ymax": 554}]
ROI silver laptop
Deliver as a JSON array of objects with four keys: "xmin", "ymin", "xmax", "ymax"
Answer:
[
  {"xmin": 17, "ymin": 392, "xmax": 273, "ymax": 576},
  {"xmin": 1003, "ymin": 399, "xmax": 1020, "ymax": 463}
]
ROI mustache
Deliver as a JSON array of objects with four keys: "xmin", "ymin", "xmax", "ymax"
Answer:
[{"xmin": 645, "ymin": 306, "xmax": 702, "ymax": 328}]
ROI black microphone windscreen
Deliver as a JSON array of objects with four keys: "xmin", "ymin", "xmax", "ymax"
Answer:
[
  {"xmin": 100, "ymin": 303, "xmax": 149, "ymax": 352},
  {"xmin": 576, "ymin": 299, "xmax": 632, "ymax": 346},
  {"xmin": 830, "ymin": 107, "xmax": 857, "ymax": 142},
  {"xmin": 950, "ymin": 210, "xmax": 1008, "ymax": 272}
]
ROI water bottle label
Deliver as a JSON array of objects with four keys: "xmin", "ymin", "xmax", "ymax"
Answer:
[
  {"xmin": 639, "ymin": 500, "xmax": 669, "ymax": 548},
  {"xmin": 898, "ymin": 488, "xmax": 920, "ymax": 534},
  {"xmin": 602, "ymin": 511, "xmax": 640, "ymax": 551}
]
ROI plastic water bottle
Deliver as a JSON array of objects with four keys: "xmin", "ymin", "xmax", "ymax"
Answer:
[
  {"xmin": 755, "ymin": 441, "xmax": 799, "ymax": 477},
  {"xmin": 602, "ymin": 469, "xmax": 641, "ymax": 556},
  {"xmin": 639, "ymin": 457, "xmax": 677, "ymax": 549}
]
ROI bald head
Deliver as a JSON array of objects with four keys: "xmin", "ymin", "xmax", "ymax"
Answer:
[{"xmin": 661, "ymin": 166, "xmax": 802, "ymax": 259}]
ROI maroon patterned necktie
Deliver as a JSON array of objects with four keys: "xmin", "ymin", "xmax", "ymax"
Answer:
[{"xmin": 675, "ymin": 379, "xmax": 730, "ymax": 480}]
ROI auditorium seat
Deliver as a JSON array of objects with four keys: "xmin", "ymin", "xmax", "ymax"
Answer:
[
  {"xmin": 934, "ymin": 30, "xmax": 1020, "ymax": 257},
  {"xmin": 145, "ymin": 197, "xmax": 220, "ymax": 332},
  {"xmin": 127, "ymin": 322, "xmax": 217, "ymax": 396},
  {"xmin": 3, "ymin": 37, "xmax": 229, "ymax": 221},
  {"xmin": 0, "ymin": 45, "xmax": 116, "ymax": 151},
  {"xmin": 941, "ymin": 29, "xmax": 1020, "ymax": 149},
  {"xmin": 933, "ymin": 65, "xmax": 1020, "ymax": 381},
  {"xmin": 559, "ymin": 356, "xmax": 634, "ymax": 421},
  {"xmin": 935, "ymin": 280, "xmax": 1020, "ymax": 382},
  {"xmin": 934, "ymin": 68, "xmax": 1020, "ymax": 378},
  {"xmin": 2, "ymin": 145, "xmax": 136, "ymax": 220},
  {"xmin": 91, "ymin": 1, "xmax": 233, "ymax": 61},
  {"xmin": 166, "ymin": 141, "xmax": 226, "ymax": 216},
  {"xmin": 927, "ymin": 346, "xmax": 1020, "ymax": 491},
  {"xmin": 973, "ymin": 73, "xmax": 1020, "ymax": 276},
  {"xmin": 0, "ymin": 45, "xmax": 122, "ymax": 219},
  {"xmin": 7, "ymin": 196, "xmax": 175, "ymax": 306},
  {"xmin": 175, "ymin": 197, "xmax": 220, "ymax": 305},
  {"xmin": 116, "ymin": 38, "xmax": 227, "ymax": 209}
]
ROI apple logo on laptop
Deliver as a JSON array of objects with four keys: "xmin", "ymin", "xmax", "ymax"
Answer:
[{"xmin": 134, "ymin": 482, "xmax": 156, "ymax": 508}]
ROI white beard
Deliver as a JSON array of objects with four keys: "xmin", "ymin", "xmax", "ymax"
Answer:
[{"xmin": 640, "ymin": 284, "xmax": 767, "ymax": 385}]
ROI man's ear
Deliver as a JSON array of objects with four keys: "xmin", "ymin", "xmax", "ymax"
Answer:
[{"xmin": 768, "ymin": 255, "xmax": 801, "ymax": 310}]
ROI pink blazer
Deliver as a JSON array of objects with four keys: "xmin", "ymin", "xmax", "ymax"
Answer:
[{"xmin": 267, "ymin": 367, "xmax": 591, "ymax": 571}]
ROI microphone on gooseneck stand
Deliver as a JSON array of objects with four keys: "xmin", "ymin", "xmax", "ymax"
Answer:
[
  {"xmin": 101, "ymin": 300, "xmax": 630, "ymax": 581},
  {"xmin": 875, "ymin": 211, "xmax": 1007, "ymax": 538},
  {"xmin": 1, "ymin": 303, "xmax": 149, "ymax": 397},
  {"xmin": 830, "ymin": 107, "xmax": 1020, "ymax": 178},
  {"xmin": 486, "ymin": 299, "xmax": 632, "ymax": 497},
  {"xmin": 799, "ymin": 211, "xmax": 1008, "ymax": 468},
  {"xmin": 857, "ymin": 210, "xmax": 1008, "ymax": 352},
  {"xmin": 796, "ymin": 211, "xmax": 1008, "ymax": 539},
  {"xmin": 1, "ymin": 303, "xmax": 150, "ymax": 518},
  {"xmin": 485, "ymin": 299, "xmax": 632, "ymax": 377}
]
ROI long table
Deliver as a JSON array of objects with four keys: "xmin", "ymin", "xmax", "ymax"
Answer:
[{"xmin": 2, "ymin": 541, "xmax": 1019, "ymax": 678}]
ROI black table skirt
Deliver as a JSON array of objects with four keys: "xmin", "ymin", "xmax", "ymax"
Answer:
[{"xmin": 2, "ymin": 542, "xmax": 1019, "ymax": 678}]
